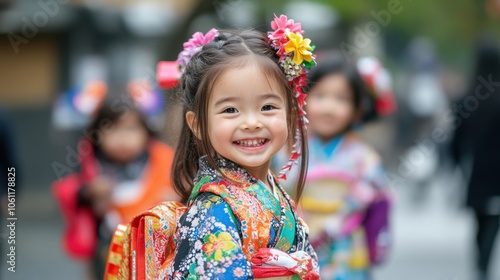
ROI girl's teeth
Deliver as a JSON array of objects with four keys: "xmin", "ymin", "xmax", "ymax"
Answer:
[{"xmin": 236, "ymin": 139, "xmax": 265, "ymax": 146}]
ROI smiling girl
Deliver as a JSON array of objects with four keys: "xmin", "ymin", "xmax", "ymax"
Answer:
[{"xmin": 166, "ymin": 16, "xmax": 320, "ymax": 279}]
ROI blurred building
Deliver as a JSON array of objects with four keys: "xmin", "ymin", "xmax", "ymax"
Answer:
[
  {"xmin": 0, "ymin": 0, "xmax": 196, "ymax": 106},
  {"xmin": 0, "ymin": 0, "xmax": 199, "ymax": 201}
]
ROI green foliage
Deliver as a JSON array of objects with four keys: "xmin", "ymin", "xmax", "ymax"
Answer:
[{"xmin": 309, "ymin": 0, "xmax": 496, "ymax": 65}]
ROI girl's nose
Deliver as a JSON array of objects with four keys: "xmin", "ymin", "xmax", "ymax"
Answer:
[{"xmin": 240, "ymin": 113, "xmax": 262, "ymax": 130}]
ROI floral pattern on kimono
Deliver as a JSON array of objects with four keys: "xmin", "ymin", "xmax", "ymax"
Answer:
[{"xmin": 167, "ymin": 156, "xmax": 319, "ymax": 279}]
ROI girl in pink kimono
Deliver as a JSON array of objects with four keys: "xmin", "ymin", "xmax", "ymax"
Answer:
[{"xmin": 294, "ymin": 53, "xmax": 392, "ymax": 279}]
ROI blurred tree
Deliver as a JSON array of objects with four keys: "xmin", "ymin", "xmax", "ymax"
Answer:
[
  {"xmin": 159, "ymin": 0, "xmax": 500, "ymax": 78},
  {"xmin": 159, "ymin": 0, "xmax": 289, "ymax": 62},
  {"xmin": 314, "ymin": 0, "xmax": 497, "ymax": 65}
]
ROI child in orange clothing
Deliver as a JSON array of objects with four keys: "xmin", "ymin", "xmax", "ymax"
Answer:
[{"xmin": 53, "ymin": 81, "xmax": 178, "ymax": 280}]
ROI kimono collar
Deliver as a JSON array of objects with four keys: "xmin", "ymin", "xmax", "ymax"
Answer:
[
  {"xmin": 310, "ymin": 134, "xmax": 343, "ymax": 159},
  {"xmin": 194, "ymin": 156, "xmax": 258, "ymax": 186},
  {"xmin": 189, "ymin": 155, "xmax": 295, "ymax": 209}
]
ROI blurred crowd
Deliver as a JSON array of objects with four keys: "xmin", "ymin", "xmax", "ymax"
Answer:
[{"xmin": 1, "ymin": 1, "xmax": 500, "ymax": 280}]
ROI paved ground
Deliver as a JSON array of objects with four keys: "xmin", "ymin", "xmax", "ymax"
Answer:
[
  {"xmin": 0, "ymin": 192, "xmax": 82, "ymax": 280},
  {"xmin": 373, "ymin": 174, "xmax": 500, "ymax": 280},
  {"xmin": 1, "ymin": 173, "xmax": 499, "ymax": 280}
]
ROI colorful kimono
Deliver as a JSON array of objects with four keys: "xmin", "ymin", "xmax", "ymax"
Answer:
[
  {"xmin": 167, "ymin": 156, "xmax": 319, "ymax": 279},
  {"xmin": 301, "ymin": 132, "xmax": 390, "ymax": 280}
]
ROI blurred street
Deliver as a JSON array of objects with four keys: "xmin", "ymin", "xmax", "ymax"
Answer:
[
  {"xmin": 1, "ymin": 1, "xmax": 500, "ymax": 279},
  {"xmin": 374, "ymin": 173, "xmax": 500, "ymax": 280},
  {"xmin": 2, "ymin": 172, "xmax": 499, "ymax": 280}
]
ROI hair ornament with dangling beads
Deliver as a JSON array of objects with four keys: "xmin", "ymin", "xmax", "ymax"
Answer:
[{"xmin": 267, "ymin": 14, "xmax": 316, "ymax": 179}]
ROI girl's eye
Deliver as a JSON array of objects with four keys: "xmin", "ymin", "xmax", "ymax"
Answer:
[
  {"xmin": 261, "ymin": 105, "xmax": 276, "ymax": 111},
  {"xmin": 223, "ymin": 107, "xmax": 238, "ymax": 113}
]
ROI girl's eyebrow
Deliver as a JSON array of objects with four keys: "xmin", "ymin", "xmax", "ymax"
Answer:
[
  {"xmin": 214, "ymin": 92, "xmax": 282, "ymax": 107},
  {"xmin": 214, "ymin": 96, "xmax": 239, "ymax": 107},
  {"xmin": 260, "ymin": 92, "xmax": 283, "ymax": 102}
]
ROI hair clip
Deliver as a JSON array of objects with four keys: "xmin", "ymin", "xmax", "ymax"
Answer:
[
  {"xmin": 127, "ymin": 80, "xmax": 165, "ymax": 116},
  {"xmin": 357, "ymin": 56, "xmax": 397, "ymax": 115},
  {"xmin": 177, "ymin": 28, "xmax": 219, "ymax": 73},
  {"xmin": 72, "ymin": 81, "xmax": 107, "ymax": 116}
]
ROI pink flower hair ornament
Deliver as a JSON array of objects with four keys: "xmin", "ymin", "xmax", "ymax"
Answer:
[
  {"xmin": 176, "ymin": 28, "xmax": 219, "ymax": 73},
  {"xmin": 158, "ymin": 15, "xmax": 316, "ymax": 180},
  {"xmin": 268, "ymin": 14, "xmax": 316, "ymax": 180}
]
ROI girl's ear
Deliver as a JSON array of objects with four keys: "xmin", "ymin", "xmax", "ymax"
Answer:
[{"xmin": 186, "ymin": 111, "xmax": 201, "ymax": 139}]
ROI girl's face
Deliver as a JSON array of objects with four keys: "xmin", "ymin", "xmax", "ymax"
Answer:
[
  {"xmin": 100, "ymin": 111, "xmax": 149, "ymax": 164},
  {"xmin": 204, "ymin": 61, "xmax": 288, "ymax": 179},
  {"xmin": 306, "ymin": 73, "xmax": 357, "ymax": 141}
]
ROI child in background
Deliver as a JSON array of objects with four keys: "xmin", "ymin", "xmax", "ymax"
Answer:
[
  {"xmin": 299, "ymin": 53, "xmax": 392, "ymax": 279},
  {"xmin": 53, "ymin": 81, "xmax": 178, "ymax": 280},
  {"xmin": 164, "ymin": 15, "xmax": 319, "ymax": 279}
]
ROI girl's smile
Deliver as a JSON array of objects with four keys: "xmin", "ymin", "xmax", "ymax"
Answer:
[{"xmin": 233, "ymin": 138, "xmax": 269, "ymax": 147}]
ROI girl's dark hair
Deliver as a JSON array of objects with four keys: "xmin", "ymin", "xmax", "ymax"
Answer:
[
  {"xmin": 306, "ymin": 52, "xmax": 377, "ymax": 123},
  {"xmin": 172, "ymin": 29, "xmax": 308, "ymax": 203},
  {"xmin": 85, "ymin": 90, "xmax": 155, "ymax": 153}
]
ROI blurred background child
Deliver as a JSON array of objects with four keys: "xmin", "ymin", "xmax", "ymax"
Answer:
[
  {"xmin": 53, "ymin": 80, "xmax": 178, "ymax": 280},
  {"xmin": 292, "ymin": 52, "xmax": 393, "ymax": 279}
]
